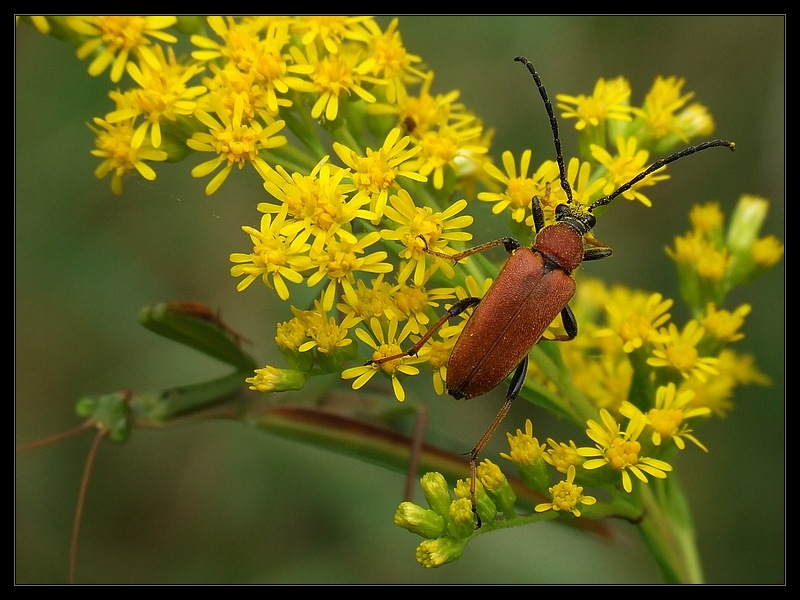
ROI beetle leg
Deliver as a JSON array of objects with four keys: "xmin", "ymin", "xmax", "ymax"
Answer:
[
  {"xmin": 545, "ymin": 304, "xmax": 579, "ymax": 342},
  {"xmin": 530, "ymin": 183, "xmax": 551, "ymax": 234},
  {"xmin": 420, "ymin": 235, "xmax": 520, "ymax": 262},
  {"xmin": 468, "ymin": 355, "xmax": 528, "ymax": 527},
  {"xmin": 367, "ymin": 297, "xmax": 481, "ymax": 365},
  {"xmin": 532, "ymin": 196, "xmax": 545, "ymax": 233},
  {"xmin": 583, "ymin": 246, "xmax": 613, "ymax": 261}
]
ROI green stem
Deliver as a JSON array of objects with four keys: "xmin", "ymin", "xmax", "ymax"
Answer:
[
  {"xmin": 636, "ymin": 481, "xmax": 704, "ymax": 583},
  {"xmin": 262, "ymin": 144, "xmax": 320, "ymax": 174},
  {"xmin": 129, "ymin": 371, "xmax": 249, "ymax": 426},
  {"xmin": 279, "ymin": 103, "xmax": 327, "ymax": 160},
  {"xmin": 330, "ymin": 124, "xmax": 365, "ymax": 156},
  {"xmin": 528, "ymin": 343, "xmax": 598, "ymax": 424}
]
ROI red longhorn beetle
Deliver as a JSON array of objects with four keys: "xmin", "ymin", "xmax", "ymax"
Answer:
[{"xmin": 371, "ymin": 56, "xmax": 735, "ymax": 526}]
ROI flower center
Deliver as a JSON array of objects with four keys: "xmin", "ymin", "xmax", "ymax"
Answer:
[{"xmin": 605, "ymin": 438, "xmax": 641, "ymax": 470}]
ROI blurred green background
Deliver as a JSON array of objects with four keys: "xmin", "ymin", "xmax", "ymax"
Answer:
[{"xmin": 15, "ymin": 16, "xmax": 784, "ymax": 584}]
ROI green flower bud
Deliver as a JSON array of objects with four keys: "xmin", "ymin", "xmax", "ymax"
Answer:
[
  {"xmin": 726, "ymin": 194, "xmax": 783, "ymax": 286},
  {"xmin": 415, "ymin": 537, "xmax": 466, "ymax": 568},
  {"xmin": 447, "ymin": 498, "xmax": 475, "ymax": 539},
  {"xmin": 394, "ymin": 502, "xmax": 446, "ymax": 539},
  {"xmin": 477, "ymin": 459, "xmax": 517, "ymax": 516},
  {"xmin": 454, "ymin": 478, "xmax": 497, "ymax": 526},
  {"xmin": 420, "ymin": 472, "xmax": 453, "ymax": 519},
  {"xmin": 246, "ymin": 366, "xmax": 308, "ymax": 393}
]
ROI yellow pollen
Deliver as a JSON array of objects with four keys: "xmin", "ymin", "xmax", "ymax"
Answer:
[
  {"xmin": 96, "ymin": 16, "xmax": 147, "ymax": 50},
  {"xmin": 424, "ymin": 135, "xmax": 457, "ymax": 161},
  {"xmin": 507, "ymin": 178, "xmax": 538, "ymax": 209},
  {"xmin": 665, "ymin": 345, "xmax": 698, "ymax": 372},
  {"xmin": 551, "ymin": 481, "xmax": 582, "ymax": 511},
  {"xmin": 428, "ymin": 341, "xmax": 450, "ymax": 369},
  {"xmin": 648, "ymin": 408, "xmax": 682, "ymax": 438},
  {"xmin": 374, "ymin": 344, "xmax": 403, "ymax": 374},
  {"xmin": 260, "ymin": 248, "xmax": 286, "ymax": 266},
  {"xmin": 216, "ymin": 128, "xmax": 258, "ymax": 164},
  {"xmin": 255, "ymin": 52, "xmax": 284, "ymax": 81},
  {"xmin": 328, "ymin": 250, "xmax": 357, "ymax": 276},
  {"xmin": 620, "ymin": 315, "xmax": 651, "ymax": 343},
  {"xmin": 606, "ymin": 438, "xmax": 640, "ymax": 470},
  {"xmin": 315, "ymin": 56, "xmax": 353, "ymax": 93},
  {"xmin": 696, "ymin": 251, "xmax": 729, "ymax": 282}
]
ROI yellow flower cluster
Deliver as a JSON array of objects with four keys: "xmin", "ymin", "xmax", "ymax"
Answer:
[{"xmin": 24, "ymin": 16, "xmax": 783, "ymax": 571}]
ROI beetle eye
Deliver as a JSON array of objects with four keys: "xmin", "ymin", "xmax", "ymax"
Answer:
[
  {"xmin": 586, "ymin": 213, "xmax": 597, "ymax": 229},
  {"xmin": 554, "ymin": 203, "xmax": 569, "ymax": 220}
]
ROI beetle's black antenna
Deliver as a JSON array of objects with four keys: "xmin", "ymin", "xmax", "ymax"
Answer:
[
  {"xmin": 589, "ymin": 140, "xmax": 736, "ymax": 212},
  {"xmin": 515, "ymin": 56, "xmax": 573, "ymax": 205}
]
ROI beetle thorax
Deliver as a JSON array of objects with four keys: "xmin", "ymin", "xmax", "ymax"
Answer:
[{"xmin": 533, "ymin": 222, "xmax": 585, "ymax": 272}]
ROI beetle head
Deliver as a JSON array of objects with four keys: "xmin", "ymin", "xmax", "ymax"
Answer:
[{"xmin": 554, "ymin": 201, "xmax": 597, "ymax": 236}]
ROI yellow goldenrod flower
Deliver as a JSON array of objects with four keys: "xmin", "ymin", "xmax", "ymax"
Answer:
[
  {"xmin": 307, "ymin": 232, "xmax": 394, "ymax": 311},
  {"xmin": 289, "ymin": 15, "xmax": 372, "ymax": 55},
  {"xmin": 380, "ymin": 189, "xmax": 473, "ymax": 286},
  {"xmin": 567, "ymin": 349, "xmax": 633, "ymax": 413},
  {"xmin": 534, "ymin": 465, "xmax": 597, "ymax": 517},
  {"xmin": 591, "ymin": 136, "xmax": 669, "ymax": 207},
  {"xmin": 725, "ymin": 194, "xmax": 784, "ymax": 286},
  {"xmin": 288, "ymin": 42, "xmax": 381, "ymax": 122},
  {"xmin": 545, "ymin": 438, "xmax": 584, "ymax": 475},
  {"xmin": 500, "ymin": 419, "xmax": 551, "ymax": 493},
  {"xmin": 673, "ymin": 102, "xmax": 715, "ymax": 142},
  {"xmin": 67, "ymin": 16, "xmax": 178, "ymax": 83},
  {"xmin": 578, "ymin": 409, "xmax": 673, "ymax": 493},
  {"xmin": 419, "ymin": 471, "xmax": 453, "ymax": 519},
  {"xmin": 752, "ymin": 236, "xmax": 785, "ymax": 269},
  {"xmin": 556, "ymin": 76, "xmax": 634, "ymax": 131},
  {"xmin": 648, "ymin": 321, "xmax": 719, "ymax": 382},
  {"xmin": 332, "ymin": 127, "xmax": 427, "ymax": 221},
  {"xmin": 193, "ymin": 19, "xmax": 312, "ymax": 120},
  {"xmin": 478, "ymin": 149, "xmax": 560, "ymax": 223},
  {"xmin": 701, "ymin": 303, "xmax": 751, "ymax": 345},
  {"xmin": 384, "ymin": 281, "xmax": 439, "ymax": 340},
  {"xmin": 229, "ymin": 207, "xmax": 313, "ymax": 299},
  {"xmin": 105, "ymin": 45, "xmax": 207, "ymax": 149},
  {"xmin": 341, "ymin": 317, "xmax": 425, "ymax": 402},
  {"xmin": 454, "ymin": 478, "xmax": 496, "ymax": 526},
  {"xmin": 263, "ymin": 161, "xmax": 369, "ymax": 258},
  {"xmin": 680, "ymin": 348, "xmax": 770, "ymax": 417},
  {"xmin": 89, "ymin": 116, "xmax": 168, "ymax": 195},
  {"xmin": 426, "ymin": 334, "xmax": 457, "ymax": 396},
  {"xmin": 635, "ymin": 75, "xmax": 695, "ymax": 140},
  {"xmin": 621, "ymin": 383, "xmax": 711, "ymax": 451},
  {"xmin": 357, "ymin": 17, "xmax": 428, "ymax": 104},
  {"xmin": 188, "ymin": 93, "xmax": 287, "ymax": 194},
  {"xmin": 381, "ymin": 72, "xmax": 469, "ymax": 137},
  {"xmin": 275, "ymin": 315, "xmax": 309, "ymax": 354},
  {"xmin": 260, "ymin": 160, "xmax": 361, "ymax": 247},
  {"xmin": 560, "ymin": 157, "xmax": 607, "ymax": 207},
  {"xmin": 189, "ymin": 16, "xmax": 274, "ymax": 66},
  {"xmin": 296, "ymin": 312, "xmax": 356, "ymax": 355},
  {"xmin": 689, "ymin": 201, "xmax": 725, "ymax": 237},
  {"xmin": 406, "ymin": 123, "xmax": 487, "ymax": 190},
  {"xmin": 335, "ymin": 276, "xmax": 395, "ymax": 324},
  {"xmin": 595, "ymin": 290, "xmax": 673, "ymax": 353}
]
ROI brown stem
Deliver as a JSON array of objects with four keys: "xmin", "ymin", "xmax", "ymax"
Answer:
[{"xmin": 69, "ymin": 428, "xmax": 105, "ymax": 584}]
